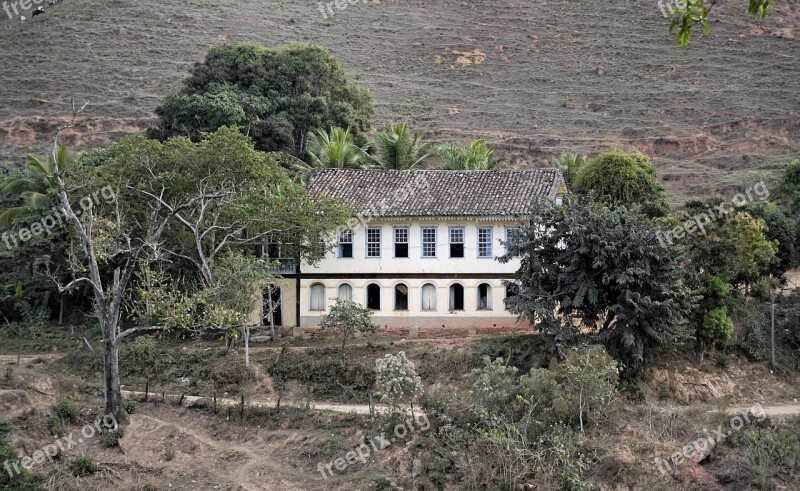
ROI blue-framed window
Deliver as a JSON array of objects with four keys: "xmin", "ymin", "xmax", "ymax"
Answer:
[
  {"xmin": 449, "ymin": 226, "xmax": 465, "ymax": 258},
  {"xmin": 421, "ymin": 227, "xmax": 437, "ymax": 258},
  {"xmin": 478, "ymin": 227, "xmax": 493, "ymax": 258},
  {"xmin": 394, "ymin": 226, "xmax": 409, "ymax": 258},
  {"xmin": 338, "ymin": 229, "xmax": 353, "ymax": 258},
  {"xmin": 505, "ymin": 226, "xmax": 521, "ymax": 257},
  {"xmin": 366, "ymin": 227, "xmax": 381, "ymax": 258}
]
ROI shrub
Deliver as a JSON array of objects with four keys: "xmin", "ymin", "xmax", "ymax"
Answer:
[
  {"xmin": 164, "ymin": 448, "xmax": 175, "ymax": 461},
  {"xmin": 100, "ymin": 428, "xmax": 124, "ymax": 448},
  {"xmin": 375, "ymin": 351, "xmax": 423, "ymax": 415},
  {"xmin": 124, "ymin": 400, "xmax": 137, "ymax": 415},
  {"xmin": 70, "ymin": 455, "xmax": 98, "ymax": 476},
  {"xmin": 53, "ymin": 396, "xmax": 79, "ymax": 422},
  {"xmin": 1, "ymin": 420, "xmax": 43, "ymax": 489},
  {"xmin": 743, "ymin": 323, "xmax": 769, "ymax": 361},
  {"xmin": 48, "ymin": 415, "xmax": 66, "ymax": 437},
  {"xmin": 465, "ymin": 356, "xmax": 518, "ymax": 420},
  {"xmin": 657, "ymin": 382, "xmax": 677, "ymax": 400}
]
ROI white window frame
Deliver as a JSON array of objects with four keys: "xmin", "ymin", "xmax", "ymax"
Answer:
[
  {"xmin": 421, "ymin": 283, "xmax": 437, "ymax": 311},
  {"xmin": 478, "ymin": 227, "xmax": 493, "ymax": 258},
  {"xmin": 366, "ymin": 227, "xmax": 382, "ymax": 258},
  {"xmin": 394, "ymin": 226, "xmax": 409, "ymax": 258},
  {"xmin": 309, "ymin": 283, "xmax": 326, "ymax": 311},
  {"xmin": 449, "ymin": 226, "xmax": 465, "ymax": 258},
  {"xmin": 338, "ymin": 229, "xmax": 353, "ymax": 258},
  {"xmin": 421, "ymin": 226, "xmax": 437, "ymax": 258}
]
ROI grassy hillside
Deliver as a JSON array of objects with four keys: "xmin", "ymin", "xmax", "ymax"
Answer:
[{"xmin": 0, "ymin": 0, "xmax": 798, "ymax": 202}]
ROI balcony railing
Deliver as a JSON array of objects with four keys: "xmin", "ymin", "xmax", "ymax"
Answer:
[{"xmin": 263, "ymin": 259, "xmax": 297, "ymax": 275}]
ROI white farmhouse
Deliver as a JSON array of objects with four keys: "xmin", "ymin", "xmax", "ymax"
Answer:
[{"xmin": 262, "ymin": 168, "xmax": 565, "ymax": 337}]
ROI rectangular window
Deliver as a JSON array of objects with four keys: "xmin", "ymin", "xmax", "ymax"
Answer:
[
  {"xmin": 505, "ymin": 227, "xmax": 520, "ymax": 256},
  {"xmin": 478, "ymin": 227, "xmax": 493, "ymax": 258},
  {"xmin": 421, "ymin": 227, "xmax": 437, "ymax": 258},
  {"xmin": 366, "ymin": 227, "xmax": 381, "ymax": 258},
  {"xmin": 394, "ymin": 227, "xmax": 409, "ymax": 258},
  {"xmin": 449, "ymin": 227, "xmax": 464, "ymax": 258},
  {"xmin": 338, "ymin": 230, "xmax": 353, "ymax": 258}
]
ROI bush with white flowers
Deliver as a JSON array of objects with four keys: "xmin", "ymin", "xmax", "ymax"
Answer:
[{"xmin": 375, "ymin": 351, "xmax": 423, "ymax": 414}]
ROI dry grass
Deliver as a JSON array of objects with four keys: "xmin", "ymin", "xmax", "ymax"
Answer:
[{"xmin": 0, "ymin": 0, "xmax": 798, "ymax": 203}]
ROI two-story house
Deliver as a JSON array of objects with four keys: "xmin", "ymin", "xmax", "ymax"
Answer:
[{"xmin": 261, "ymin": 168, "xmax": 564, "ymax": 336}]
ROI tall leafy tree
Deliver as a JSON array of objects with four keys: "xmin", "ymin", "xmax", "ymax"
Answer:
[
  {"xmin": 682, "ymin": 199, "xmax": 778, "ymax": 287},
  {"xmin": 436, "ymin": 138, "xmax": 505, "ymax": 170},
  {"xmin": 573, "ymin": 150, "xmax": 670, "ymax": 218},
  {"xmin": 48, "ymin": 124, "xmax": 350, "ymax": 423},
  {"xmin": 500, "ymin": 196, "xmax": 696, "ymax": 370},
  {"xmin": 777, "ymin": 159, "xmax": 800, "ymax": 215},
  {"xmin": 372, "ymin": 123, "xmax": 432, "ymax": 170},
  {"xmin": 151, "ymin": 42, "xmax": 374, "ymax": 158}
]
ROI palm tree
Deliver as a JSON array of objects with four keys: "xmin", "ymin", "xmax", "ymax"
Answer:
[
  {"xmin": 436, "ymin": 138, "xmax": 505, "ymax": 170},
  {"xmin": 550, "ymin": 152, "xmax": 585, "ymax": 188},
  {"xmin": 372, "ymin": 123, "xmax": 432, "ymax": 170},
  {"xmin": 283, "ymin": 127, "xmax": 372, "ymax": 183},
  {"xmin": 0, "ymin": 146, "xmax": 71, "ymax": 227}
]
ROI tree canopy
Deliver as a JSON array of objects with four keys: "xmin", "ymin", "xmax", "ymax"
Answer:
[
  {"xmin": 150, "ymin": 42, "xmax": 374, "ymax": 159},
  {"xmin": 500, "ymin": 196, "xmax": 696, "ymax": 368},
  {"xmin": 573, "ymin": 150, "xmax": 670, "ymax": 218}
]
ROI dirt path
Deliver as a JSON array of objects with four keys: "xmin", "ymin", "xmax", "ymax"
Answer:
[
  {"xmin": 122, "ymin": 389, "xmax": 385, "ymax": 416},
  {"xmin": 0, "ymin": 353, "xmax": 63, "ymax": 363},
  {"xmin": 119, "ymin": 412, "xmax": 313, "ymax": 490}
]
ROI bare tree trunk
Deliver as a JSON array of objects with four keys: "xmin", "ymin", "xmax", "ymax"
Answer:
[
  {"xmin": 244, "ymin": 325, "xmax": 250, "ymax": 368},
  {"xmin": 103, "ymin": 336, "xmax": 128, "ymax": 425},
  {"xmin": 578, "ymin": 386, "xmax": 584, "ymax": 433},
  {"xmin": 268, "ymin": 292, "xmax": 276, "ymax": 341}
]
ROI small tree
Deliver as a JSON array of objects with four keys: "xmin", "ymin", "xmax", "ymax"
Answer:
[
  {"xmin": 555, "ymin": 346, "xmax": 619, "ymax": 432},
  {"xmin": 319, "ymin": 298, "xmax": 378, "ymax": 370},
  {"xmin": 375, "ymin": 351, "xmax": 423, "ymax": 416},
  {"xmin": 698, "ymin": 308, "xmax": 734, "ymax": 363}
]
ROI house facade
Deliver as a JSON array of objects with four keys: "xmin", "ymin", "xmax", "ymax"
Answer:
[{"xmin": 259, "ymin": 168, "xmax": 565, "ymax": 336}]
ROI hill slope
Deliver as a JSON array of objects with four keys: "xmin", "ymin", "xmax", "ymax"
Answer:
[{"xmin": 0, "ymin": 0, "xmax": 798, "ymax": 202}]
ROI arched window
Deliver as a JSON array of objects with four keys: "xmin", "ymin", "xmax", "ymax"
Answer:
[
  {"xmin": 394, "ymin": 284, "xmax": 409, "ymax": 311},
  {"xmin": 309, "ymin": 283, "xmax": 326, "ymax": 311},
  {"xmin": 421, "ymin": 283, "xmax": 437, "ymax": 311},
  {"xmin": 477, "ymin": 283, "xmax": 492, "ymax": 310},
  {"xmin": 449, "ymin": 283, "xmax": 465, "ymax": 311},
  {"xmin": 337, "ymin": 283, "xmax": 353, "ymax": 301},
  {"xmin": 366, "ymin": 283, "xmax": 381, "ymax": 310}
]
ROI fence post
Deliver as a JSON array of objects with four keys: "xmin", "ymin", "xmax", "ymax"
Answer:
[{"xmin": 771, "ymin": 302, "xmax": 776, "ymax": 368}]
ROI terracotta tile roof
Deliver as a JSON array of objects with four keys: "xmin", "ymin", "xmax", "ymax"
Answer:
[{"xmin": 307, "ymin": 169, "xmax": 565, "ymax": 218}]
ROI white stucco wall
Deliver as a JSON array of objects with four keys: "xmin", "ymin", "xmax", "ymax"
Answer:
[{"xmin": 299, "ymin": 218, "xmax": 524, "ymax": 328}]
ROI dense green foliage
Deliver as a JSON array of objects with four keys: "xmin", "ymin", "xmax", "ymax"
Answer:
[
  {"xmin": 371, "ymin": 123, "xmax": 432, "ymax": 170},
  {"xmin": 573, "ymin": 150, "xmax": 670, "ymax": 217},
  {"xmin": 436, "ymin": 138, "xmax": 505, "ymax": 170},
  {"xmin": 151, "ymin": 42, "xmax": 374, "ymax": 158},
  {"xmin": 501, "ymin": 196, "xmax": 696, "ymax": 369}
]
